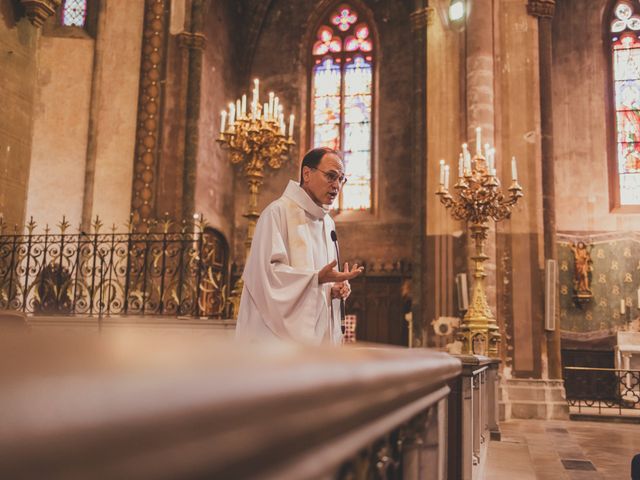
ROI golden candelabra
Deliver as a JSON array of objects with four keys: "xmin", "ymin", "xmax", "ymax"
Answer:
[
  {"xmin": 436, "ymin": 129, "xmax": 523, "ymax": 357},
  {"xmin": 216, "ymin": 79, "xmax": 295, "ymax": 316}
]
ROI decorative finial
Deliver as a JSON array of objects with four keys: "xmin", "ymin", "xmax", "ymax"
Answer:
[
  {"xmin": 57, "ymin": 215, "xmax": 70, "ymax": 234},
  {"xmin": 92, "ymin": 215, "xmax": 103, "ymax": 234}
]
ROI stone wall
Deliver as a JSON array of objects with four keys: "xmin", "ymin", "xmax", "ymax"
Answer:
[
  {"xmin": 425, "ymin": 0, "xmax": 466, "ymax": 345},
  {"xmin": 233, "ymin": 0, "xmax": 415, "ymax": 265},
  {"xmin": 553, "ymin": 0, "xmax": 640, "ymax": 232},
  {"xmin": 196, "ymin": 0, "xmax": 241, "ymax": 244},
  {"xmin": 26, "ymin": 34, "xmax": 92, "ymax": 228},
  {"xmin": 155, "ymin": 0, "xmax": 241, "ymax": 249},
  {"xmin": 0, "ymin": 2, "xmax": 37, "ymax": 228},
  {"xmin": 495, "ymin": 0, "xmax": 545, "ymax": 378},
  {"xmin": 88, "ymin": 1, "xmax": 144, "ymax": 228},
  {"xmin": 25, "ymin": 1, "xmax": 144, "ymax": 230}
]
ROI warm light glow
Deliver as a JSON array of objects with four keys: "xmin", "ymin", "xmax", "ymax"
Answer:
[{"xmin": 449, "ymin": 0, "xmax": 465, "ymax": 22}]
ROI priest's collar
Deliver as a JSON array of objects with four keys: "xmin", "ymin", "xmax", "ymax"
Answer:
[{"xmin": 283, "ymin": 180, "xmax": 330, "ymax": 220}]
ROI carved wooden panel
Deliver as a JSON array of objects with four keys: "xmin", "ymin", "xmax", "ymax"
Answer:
[{"xmin": 349, "ymin": 267, "xmax": 410, "ymax": 346}]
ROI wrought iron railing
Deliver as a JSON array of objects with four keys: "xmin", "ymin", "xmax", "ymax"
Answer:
[
  {"xmin": 564, "ymin": 366, "xmax": 640, "ymax": 415},
  {"xmin": 0, "ymin": 217, "xmax": 229, "ymax": 319}
]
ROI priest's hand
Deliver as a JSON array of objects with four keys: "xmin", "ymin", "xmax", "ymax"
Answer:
[
  {"xmin": 331, "ymin": 280, "xmax": 351, "ymax": 300},
  {"xmin": 318, "ymin": 261, "xmax": 364, "ymax": 284}
]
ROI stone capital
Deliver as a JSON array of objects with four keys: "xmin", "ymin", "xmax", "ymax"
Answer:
[
  {"xmin": 527, "ymin": 0, "xmax": 555, "ymax": 19},
  {"xmin": 410, "ymin": 6, "xmax": 435, "ymax": 31},
  {"xmin": 20, "ymin": 0, "xmax": 61, "ymax": 27},
  {"xmin": 177, "ymin": 32, "xmax": 207, "ymax": 50}
]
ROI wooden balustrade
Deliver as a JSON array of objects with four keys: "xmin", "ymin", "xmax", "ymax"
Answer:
[
  {"xmin": 0, "ymin": 333, "xmax": 462, "ymax": 479},
  {"xmin": 447, "ymin": 355, "xmax": 501, "ymax": 480}
]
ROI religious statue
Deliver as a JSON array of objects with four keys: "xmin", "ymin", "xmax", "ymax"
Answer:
[{"xmin": 570, "ymin": 241, "xmax": 593, "ymax": 302}]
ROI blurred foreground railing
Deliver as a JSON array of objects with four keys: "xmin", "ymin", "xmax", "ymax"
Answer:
[
  {"xmin": 564, "ymin": 366, "xmax": 640, "ymax": 418},
  {"xmin": 0, "ymin": 217, "xmax": 230, "ymax": 319},
  {"xmin": 447, "ymin": 355, "xmax": 501, "ymax": 480},
  {"xmin": 0, "ymin": 334, "xmax": 461, "ymax": 480}
]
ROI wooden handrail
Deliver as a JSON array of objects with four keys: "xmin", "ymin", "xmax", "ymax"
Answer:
[{"xmin": 0, "ymin": 334, "xmax": 461, "ymax": 479}]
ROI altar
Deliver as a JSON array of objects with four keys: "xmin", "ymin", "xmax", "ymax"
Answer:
[{"xmin": 614, "ymin": 331, "xmax": 640, "ymax": 403}]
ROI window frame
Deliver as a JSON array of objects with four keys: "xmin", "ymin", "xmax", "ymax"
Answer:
[
  {"xmin": 307, "ymin": 2, "xmax": 377, "ymax": 214},
  {"xmin": 43, "ymin": 0, "xmax": 98, "ymax": 39},
  {"xmin": 605, "ymin": 0, "xmax": 640, "ymax": 212}
]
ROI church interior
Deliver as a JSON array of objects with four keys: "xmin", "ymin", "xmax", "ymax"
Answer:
[{"xmin": 1, "ymin": 0, "xmax": 640, "ymax": 478}]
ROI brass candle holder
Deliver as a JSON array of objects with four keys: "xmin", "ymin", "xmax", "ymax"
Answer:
[
  {"xmin": 436, "ymin": 132, "xmax": 523, "ymax": 357},
  {"xmin": 216, "ymin": 79, "xmax": 295, "ymax": 317}
]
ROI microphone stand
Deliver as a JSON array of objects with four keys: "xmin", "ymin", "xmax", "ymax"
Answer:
[{"xmin": 331, "ymin": 230, "xmax": 346, "ymax": 334}]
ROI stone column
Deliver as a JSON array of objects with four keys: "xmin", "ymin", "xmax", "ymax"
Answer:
[
  {"xmin": 130, "ymin": 0, "xmax": 169, "ymax": 226},
  {"xmin": 179, "ymin": 0, "xmax": 206, "ymax": 220},
  {"xmin": 81, "ymin": 0, "xmax": 106, "ymax": 231},
  {"xmin": 528, "ymin": 0, "xmax": 561, "ymax": 379},
  {"xmin": 465, "ymin": 0, "xmax": 497, "ymax": 334},
  {"xmin": 410, "ymin": 1, "xmax": 429, "ymax": 347}
]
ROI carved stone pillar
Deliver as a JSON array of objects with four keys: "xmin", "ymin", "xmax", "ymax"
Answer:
[
  {"xmin": 528, "ymin": 0, "xmax": 561, "ymax": 379},
  {"xmin": 20, "ymin": 0, "xmax": 61, "ymax": 27},
  {"xmin": 180, "ymin": 0, "xmax": 206, "ymax": 220},
  {"xmin": 131, "ymin": 0, "xmax": 169, "ymax": 226},
  {"xmin": 410, "ymin": 1, "xmax": 429, "ymax": 347},
  {"xmin": 465, "ymin": 0, "xmax": 497, "ymax": 343}
]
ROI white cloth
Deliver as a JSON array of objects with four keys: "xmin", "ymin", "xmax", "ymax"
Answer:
[{"xmin": 235, "ymin": 180, "xmax": 343, "ymax": 345}]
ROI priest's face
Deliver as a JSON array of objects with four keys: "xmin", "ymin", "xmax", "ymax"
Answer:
[{"xmin": 303, "ymin": 153, "xmax": 345, "ymax": 207}]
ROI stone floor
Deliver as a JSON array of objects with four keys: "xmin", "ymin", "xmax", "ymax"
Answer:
[{"xmin": 484, "ymin": 418, "xmax": 640, "ymax": 479}]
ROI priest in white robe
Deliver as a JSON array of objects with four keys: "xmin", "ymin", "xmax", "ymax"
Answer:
[{"xmin": 235, "ymin": 147, "xmax": 363, "ymax": 345}]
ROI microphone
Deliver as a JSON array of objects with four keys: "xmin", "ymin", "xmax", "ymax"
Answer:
[{"xmin": 330, "ymin": 230, "xmax": 346, "ymax": 334}]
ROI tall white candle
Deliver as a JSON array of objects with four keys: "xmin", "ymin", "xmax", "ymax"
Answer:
[
  {"xmin": 228, "ymin": 102, "xmax": 235, "ymax": 126},
  {"xmin": 484, "ymin": 143, "xmax": 490, "ymax": 160},
  {"xmin": 489, "ymin": 147, "xmax": 496, "ymax": 172},
  {"xmin": 458, "ymin": 153, "xmax": 463, "ymax": 178},
  {"xmin": 274, "ymin": 97, "xmax": 279, "ymax": 118},
  {"xmin": 462, "ymin": 144, "xmax": 471, "ymax": 172},
  {"xmin": 268, "ymin": 92, "xmax": 274, "ymax": 119},
  {"xmin": 444, "ymin": 165, "xmax": 450, "ymax": 189},
  {"xmin": 236, "ymin": 99, "xmax": 241, "ymax": 119},
  {"xmin": 289, "ymin": 114, "xmax": 295, "ymax": 138},
  {"xmin": 439, "ymin": 159, "xmax": 445, "ymax": 185},
  {"xmin": 263, "ymin": 102, "xmax": 269, "ymax": 119},
  {"xmin": 254, "ymin": 78, "xmax": 259, "ymax": 99},
  {"xmin": 241, "ymin": 94, "xmax": 247, "ymax": 118},
  {"xmin": 476, "ymin": 127, "xmax": 482, "ymax": 155},
  {"xmin": 220, "ymin": 110, "xmax": 227, "ymax": 133},
  {"xmin": 621, "ymin": 298, "xmax": 626, "ymax": 315},
  {"xmin": 511, "ymin": 156, "xmax": 518, "ymax": 180}
]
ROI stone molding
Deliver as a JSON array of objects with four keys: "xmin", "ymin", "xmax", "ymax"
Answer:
[
  {"xmin": 20, "ymin": 0, "xmax": 61, "ymax": 27},
  {"xmin": 410, "ymin": 6, "xmax": 435, "ymax": 31},
  {"xmin": 527, "ymin": 0, "xmax": 555, "ymax": 19},
  {"xmin": 176, "ymin": 31, "xmax": 206, "ymax": 50},
  {"xmin": 131, "ymin": 0, "xmax": 168, "ymax": 225}
]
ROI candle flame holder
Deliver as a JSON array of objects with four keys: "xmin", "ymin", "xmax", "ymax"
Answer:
[
  {"xmin": 217, "ymin": 82, "xmax": 295, "ymax": 317},
  {"xmin": 436, "ymin": 142, "xmax": 523, "ymax": 357}
]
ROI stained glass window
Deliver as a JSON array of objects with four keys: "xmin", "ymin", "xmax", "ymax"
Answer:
[
  {"xmin": 311, "ymin": 4, "xmax": 374, "ymax": 211},
  {"xmin": 611, "ymin": 1, "xmax": 640, "ymax": 205},
  {"xmin": 61, "ymin": 0, "xmax": 88, "ymax": 27}
]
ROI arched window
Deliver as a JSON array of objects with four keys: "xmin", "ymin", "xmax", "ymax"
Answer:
[
  {"xmin": 609, "ymin": 1, "xmax": 640, "ymax": 207},
  {"xmin": 310, "ymin": 3, "xmax": 375, "ymax": 211},
  {"xmin": 61, "ymin": 0, "xmax": 88, "ymax": 27}
]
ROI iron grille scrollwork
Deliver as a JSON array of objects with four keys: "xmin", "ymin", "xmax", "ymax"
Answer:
[
  {"xmin": 0, "ymin": 216, "xmax": 229, "ymax": 318},
  {"xmin": 564, "ymin": 366, "xmax": 640, "ymax": 415}
]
